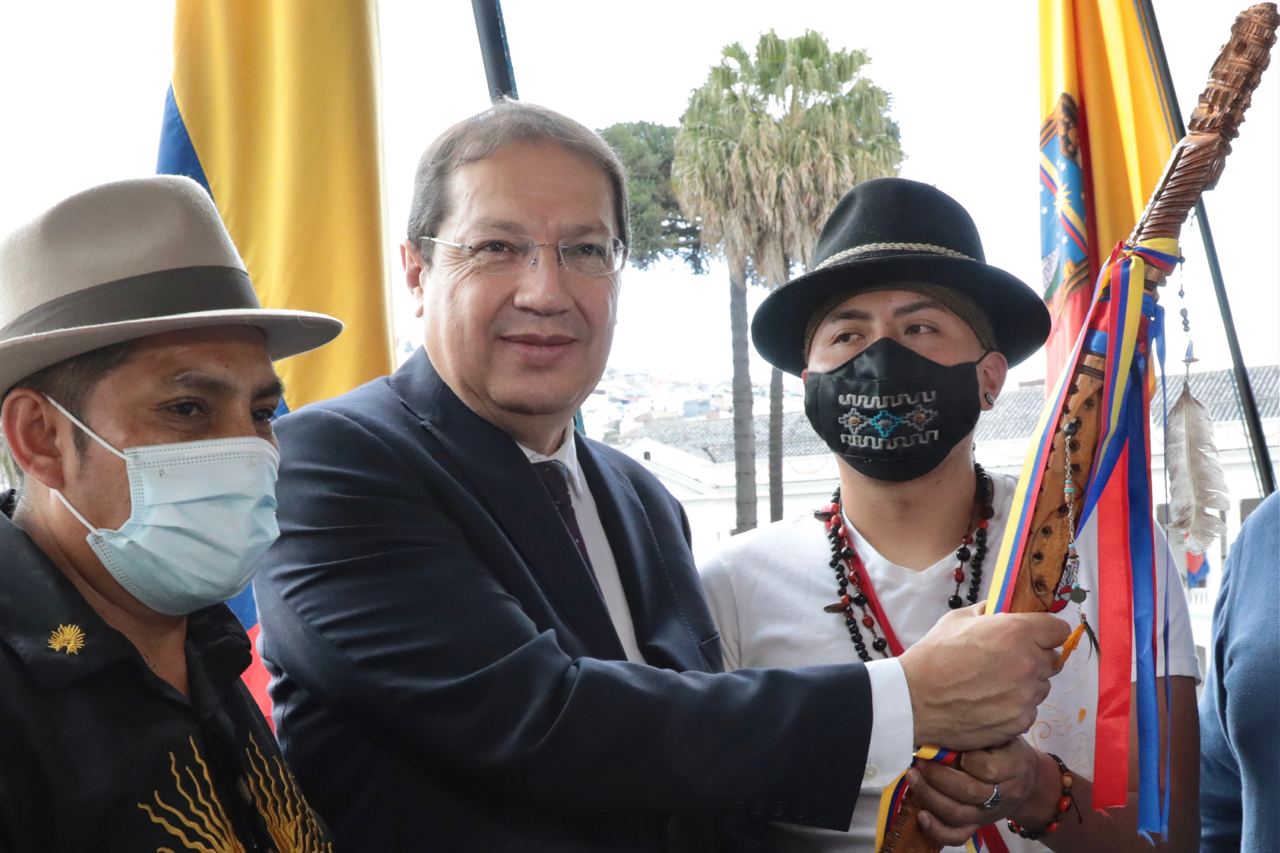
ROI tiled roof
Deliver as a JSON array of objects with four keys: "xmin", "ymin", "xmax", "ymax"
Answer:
[
  {"xmin": 1175, "ymin": 364, "xmax": 1279, "ymax": 423},
  {"xmin": 620, "ymin": 365, "xmax": 1278, "ymax": 463},
  {"xmin": 623, "ymin": 409, "xmax": 828, "ymax": 464}
]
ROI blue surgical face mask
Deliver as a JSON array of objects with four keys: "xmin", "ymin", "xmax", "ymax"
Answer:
[{"xmin": 46, "ymin": 397, "xmax": 281, "ymax": 616}]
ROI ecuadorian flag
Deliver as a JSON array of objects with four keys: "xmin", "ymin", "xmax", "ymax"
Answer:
[
  {"xmin": 157, "ymin": 0, "xmax": 393, "ymax": 721},
  {"xmin": 1039, "ymin": 0, "xmax": 1177, "ymax": 387}
]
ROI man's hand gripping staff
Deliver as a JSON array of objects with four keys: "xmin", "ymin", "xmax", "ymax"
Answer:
[{"xmin": 900, "ymin": 605, "xmax": 1069, "ymax": 752}]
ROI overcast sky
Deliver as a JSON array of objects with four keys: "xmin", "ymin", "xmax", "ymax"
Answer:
[{"xmin": 0, "ymin": 1, "xmax": 1275, "ymax": 392}]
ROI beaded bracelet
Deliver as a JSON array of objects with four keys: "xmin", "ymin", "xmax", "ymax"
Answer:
[{"xmin": 1007, "ymin": 752, "xmax": 1076, "ymax": 840}]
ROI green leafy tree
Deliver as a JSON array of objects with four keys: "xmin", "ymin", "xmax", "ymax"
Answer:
[
  {"xmin": 674, "ymin": 30, "xmax": 903, "ymax": 530},
  {"xmin": 599, "ymin": 121, "xmax": 706, "ymax": 273}
]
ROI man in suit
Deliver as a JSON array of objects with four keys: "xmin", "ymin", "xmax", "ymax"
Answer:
[{"xmin": 253, "ymin": 100, "xmax": 1071, "ymax": 851}]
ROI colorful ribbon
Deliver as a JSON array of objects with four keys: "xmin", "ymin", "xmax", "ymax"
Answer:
[
  {"xmin": 874, "ymin": 237, "xmax": 1175, "ymax": 847},
  {"xmin": 984, "ymin": 237, "xmax": 1176, "ymax": 838},
  {"xmin": 874, "ymin": 754, "xmax": 1010, "ymax": 852}
]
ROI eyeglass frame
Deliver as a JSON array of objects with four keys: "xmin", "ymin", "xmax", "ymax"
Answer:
[{"xmin": 417, "ymin": 234, "xmax": 628, "ymax": 277}]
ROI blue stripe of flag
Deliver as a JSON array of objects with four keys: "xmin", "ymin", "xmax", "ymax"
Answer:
[
  {"xmin": 156, "ymin": 86, "xmax": 212, "ymax": 195},
  {"xmin": 156, "ymin": 84, "xmax": 263, "ymax": 629}
]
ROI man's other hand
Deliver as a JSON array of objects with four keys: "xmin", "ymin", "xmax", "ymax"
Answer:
[{"xmin": 899, "ymin": 604, "xmax": 1070, "ymax": 750}]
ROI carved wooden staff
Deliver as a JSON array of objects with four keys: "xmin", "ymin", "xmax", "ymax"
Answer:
[{"xmin": 883, "ymin": 6, "xmax": 1278, "ymax": 851}]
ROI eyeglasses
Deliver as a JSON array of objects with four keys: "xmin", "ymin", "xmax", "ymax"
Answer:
[{"xmin": 419, "ymin": 235, "xmax": 627, "ymax": 277}]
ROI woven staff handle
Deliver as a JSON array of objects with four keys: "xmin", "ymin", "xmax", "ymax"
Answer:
[
  {"xmin": 883, "ymin": 6, "xmax": 1277, "ymax": 852},
  {"xmin": 1132, "ymin": 4, "xmax": 1279, "ymax": 250}
]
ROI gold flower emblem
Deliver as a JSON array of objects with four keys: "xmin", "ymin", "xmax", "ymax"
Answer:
[{"xmin": 47, "ymin": 623, "xmax": 86, "ymax": 655}]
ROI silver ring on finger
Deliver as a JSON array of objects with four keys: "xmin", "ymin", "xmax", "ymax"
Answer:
[{"xmin": 981, "ymin": 783, "xmax": 1002, "ymax": 811}]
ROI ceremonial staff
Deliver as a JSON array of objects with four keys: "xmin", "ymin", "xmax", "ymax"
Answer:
[{"xmin": 882, "ymin": 6, "xmax": 1279, "ymax": 851}]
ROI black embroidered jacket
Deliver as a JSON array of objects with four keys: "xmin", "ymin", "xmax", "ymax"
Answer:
[{"xmin": 0, "ymin": 490, "xmax": 331, "ymax": 852}]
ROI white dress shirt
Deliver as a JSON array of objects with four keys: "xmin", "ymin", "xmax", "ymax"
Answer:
[{"xmin": 520, "ymin": 430, "xmax": 646, "ymax": 663}]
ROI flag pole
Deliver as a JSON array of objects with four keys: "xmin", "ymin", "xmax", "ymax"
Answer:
[
  {"xmin": 471, "ymin": 0, "xmax": 518, "ymax": 101},
  {"xmin": 1139, "ymin": 0, "xmax": 1276, "ymax": 497}
]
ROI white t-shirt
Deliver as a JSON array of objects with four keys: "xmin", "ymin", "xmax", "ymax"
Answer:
[{"xmin": 699, "ymin": 471, "xmax": 1199, "ymax": 852}]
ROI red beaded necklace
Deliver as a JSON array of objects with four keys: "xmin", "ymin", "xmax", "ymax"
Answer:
[{"xmin": 817, "ymin": 463, "xmax": 995, "ymax": 663}]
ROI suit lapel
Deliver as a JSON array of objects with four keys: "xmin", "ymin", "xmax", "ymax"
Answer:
[
  {"xmin": 576, "ymin": 440, "xmax": 705, "ymax": 671},
  {"xmin": 390, "ymin": 350, "xmax": 626, "ymax": 660}
]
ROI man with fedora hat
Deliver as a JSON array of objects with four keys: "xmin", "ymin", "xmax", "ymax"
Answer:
[
  {"xmin": 251, "ymin": 101, "xmax": 1073, "ymax": 851},
  {"xmin": 0, "ymin": 176, "xmax": 340, "ymax": 851},
  {"xmin": 701, "ymin": 177, "xmax": 1200, "ymax": 850}
]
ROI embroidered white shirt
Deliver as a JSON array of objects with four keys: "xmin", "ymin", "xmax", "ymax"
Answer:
[{"xmin": 699, "ymin": 471, "xmax": 1199, "ymax": 852}]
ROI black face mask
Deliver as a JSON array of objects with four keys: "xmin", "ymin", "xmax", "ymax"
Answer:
[{"xmin": 804, "ymin": 338, "xmax": 984, "ymax": 482}]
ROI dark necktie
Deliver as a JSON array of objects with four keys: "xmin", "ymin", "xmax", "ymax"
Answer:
[{"xmin": 533, "ymin": 460, "xmax": 598, "ymax": 580}]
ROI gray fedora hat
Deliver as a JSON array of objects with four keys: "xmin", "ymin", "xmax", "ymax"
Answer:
[
  {"xmin": 0, "ymin": 175, "xmax": 343, "ymax": 395},
  {"xmin": 752, "ymin": 178, "xmax": 1050, "ymax": 375}
]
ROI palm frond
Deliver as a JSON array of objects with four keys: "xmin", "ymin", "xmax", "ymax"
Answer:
[{"xmin": 674, "ymin": 30, "xmax": 903, "ymax": 290}]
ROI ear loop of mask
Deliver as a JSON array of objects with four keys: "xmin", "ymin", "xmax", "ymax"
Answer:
[
  {"xmin": 44, "ymin": 396, "xmax": 127, "ymax": 534},
  {"xmin": 44, "ymin": 397, "xmax": 127, "ymax": 461}
]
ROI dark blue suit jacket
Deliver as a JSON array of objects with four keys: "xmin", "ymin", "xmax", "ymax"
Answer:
[{"xmin": 254, "ymin": 349, "xmax": 872, "ymax": 851}]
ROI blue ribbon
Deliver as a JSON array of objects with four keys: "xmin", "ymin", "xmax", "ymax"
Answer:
[
  {"xmin": 1125, "ymin": 373, "xmax": 1162, "ymax": 837},
  {"xmin": 1134, "ymin": 293, "xmax": 1165, "ymax": 837},
  {"xmin": 1151, "ymin": 298, "xmax": 1174, "ymax": 831}
]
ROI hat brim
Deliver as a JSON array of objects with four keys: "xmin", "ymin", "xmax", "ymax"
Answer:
[
  {"xmin": 0, "ymin": 308, "xmax": 343, "ymax": 396},
  {"xmin": 752, "ymin": 253, "xmax": 1050, "ymax": 375}
]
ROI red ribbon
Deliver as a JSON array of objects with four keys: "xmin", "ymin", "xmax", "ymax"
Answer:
[
  {"xmin": 978, "ymin": 825, "xmax": 1011, "ymax": 853},
  {"xmin": 845, "ymin": 544, "xmax": 906, "ymax": 657},
  {"xmin": 1094, "ymin": 444, "xmax": 1134, "ymax": 810}
]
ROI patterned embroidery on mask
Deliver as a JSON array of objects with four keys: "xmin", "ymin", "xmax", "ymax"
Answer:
[
  {"xmin": 138, "ymin": 735, "xmax": 332, "ymax": 852},
  {"xmin": 903, "ymin": 402, "xmax": 938, "ymax": 431},
  {"xmin": 866, "ymin": 410, "xmax": 905, "ymax": 437},
  {"xmin": 841, "ymin": 430, "xmax": 941, "ymax": 449},
  {"xmin": 837, "ymin": 390, "xmax": 940, "ymax": 449},
  {"xmin": 836, "ymin": 390, "xmax": 937, "ymax": 409}
]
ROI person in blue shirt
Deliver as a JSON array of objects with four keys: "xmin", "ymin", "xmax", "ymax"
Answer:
[{"xmin": 1199, "ymin": 490, "xmax": 1279, "ymax": 852}]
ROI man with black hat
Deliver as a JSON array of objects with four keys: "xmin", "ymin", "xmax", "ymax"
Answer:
[
  {"xmin": 701, "ymin": 177, "xmax": 1199, "ymax": 851},
  {"xmin": 0, "ymin": 176, "xmax": 339, "ymax": 851}
]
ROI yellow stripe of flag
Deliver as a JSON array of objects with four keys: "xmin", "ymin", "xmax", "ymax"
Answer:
[
  {"xmin": 1040, "ymin": 0, "xmax": 1177, "ymax": 256},
  {"xmin": 171, "ymin": 0, "xmax": 392, "ymax": 407}
]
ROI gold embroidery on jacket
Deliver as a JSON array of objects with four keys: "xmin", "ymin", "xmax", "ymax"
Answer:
[
  {"xmin": 244, "ymin": 735, "xmax": 332, "ymax": 852},
  {"xmin": 138, "ymin": 735, "xmax": 332, "ymax": 852},
  {"xmin": 138, "ymin": 737, "xmax": 243, "ymax": 852},
  {"xmin": 47, "ymin": 623, "xmax": 85, "ymax": 654}
]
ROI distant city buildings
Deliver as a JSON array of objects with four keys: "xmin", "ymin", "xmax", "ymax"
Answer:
[
  {"xmin": 582, "ymin": 367, "xmax": 805, "ymax": 445},
  {"xmin": 613, "ymin": 364, "xmax": 1279, "ymax": 674}
]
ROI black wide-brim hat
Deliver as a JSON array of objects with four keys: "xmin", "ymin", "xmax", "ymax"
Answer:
[{"xmin": 752, "ymin": 177, "xmax": 1050, "ymax": 375}]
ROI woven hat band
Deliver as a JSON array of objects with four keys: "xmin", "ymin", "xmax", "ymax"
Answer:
[{"xmin": 815, "ymin": 242, "xmax": 977, "ymax": 271}]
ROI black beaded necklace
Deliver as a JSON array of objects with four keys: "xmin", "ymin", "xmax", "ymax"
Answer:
[{"xmin": 817, "ymin": 462, "xmax": 995, "ymax": 663}]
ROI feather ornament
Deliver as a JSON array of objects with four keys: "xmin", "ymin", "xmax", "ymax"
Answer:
[{"xmin": 1165, "ymin": 380, "xmax": 1229, "ymax": 553}]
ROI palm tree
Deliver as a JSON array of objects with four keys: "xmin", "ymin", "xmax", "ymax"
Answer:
[
  {"xmin": 675, "ymin": 30, "xmax": 902, "ymax": 530},
  {"xmin": 672, "ymin": 76, "xmax": 758, "ymax": 532}
]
